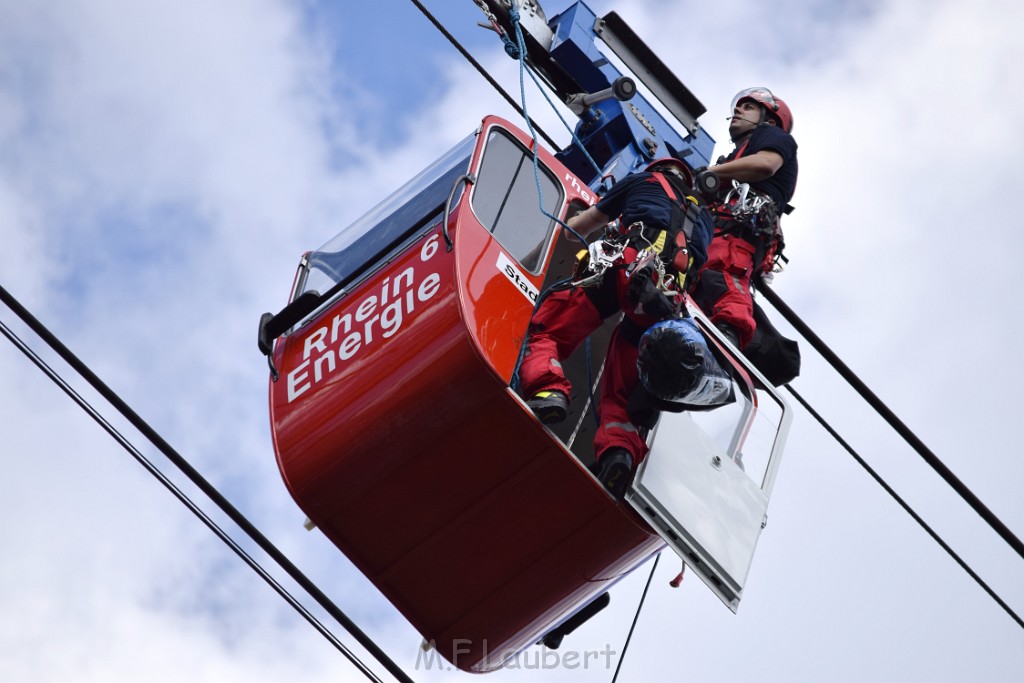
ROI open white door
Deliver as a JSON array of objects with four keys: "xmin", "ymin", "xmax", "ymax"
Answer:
[{"xmin": 626, "ymin": 304, "xmax": 792, "ymax": 611}]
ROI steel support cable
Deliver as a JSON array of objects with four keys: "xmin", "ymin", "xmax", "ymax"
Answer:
[
  {"xmin": 784, "ymin": 384, "xmax": 1023, "ymax": 629},
  {"xmin": 0, "ymin": 286, "xmax": 415, "ymax": 683},
  {"xmin": 409, "ymin": 0, "xmax": 578, "ymax": 243},
  {"xmin": 0, "ymin": 319, "xmax": 386, "ymax": 683},
  {"xmin": 756, "ymin": 282, "xmax": 1024, "ymax": 562},
  {"xmin": 416, "ymin": 5, "xmax": 1023, "ymax": 564},
  {"xmin": 611, "ymin": 552, "xmax": 660, "ymax": 683},
  {"xmin": 415, "ymin": 0, "xmax": 1023, "ymax": 639},
  {"xmin": 407, "ymin": 0, "xmax": 558, "ymax": 150}
]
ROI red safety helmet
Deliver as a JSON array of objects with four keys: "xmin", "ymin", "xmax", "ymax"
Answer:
[
  {"xmin": 731, "ymin": 87, "xmax": 794, "ymax": 133},
  {"xmin": 645, "ymin": 157, "xmax": 694, "ymax": 190}
]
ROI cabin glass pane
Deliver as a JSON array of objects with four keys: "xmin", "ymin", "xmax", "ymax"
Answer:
[
  {"xmin": 299, "ymin": 134, "xmax": 476, "ymax": 298},
  {"xmin": 472, "ymin": 129, "xmax": 563, "ymax": 272}
]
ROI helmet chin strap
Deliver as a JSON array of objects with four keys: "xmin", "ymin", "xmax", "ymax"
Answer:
[
  {"xmin": 728, "ymin": 115, "xmax": 760, "ymax": 142},
  {"xmin": 728, "ymin": 106, "xmax": 774, "ymax": 142}
]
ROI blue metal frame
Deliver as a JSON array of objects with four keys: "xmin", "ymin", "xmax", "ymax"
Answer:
[{"xmin": 537, "ymin": 2, "xmax": 716, "ymax": 187}]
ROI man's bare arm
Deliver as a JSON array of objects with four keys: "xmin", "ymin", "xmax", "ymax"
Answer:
[
  {"xmin": 566, "ymin": 204, "xmax": 611, "ymax": 239},
  {"xmin": 711, "ymin": 149, "xmax": 783, "ymax": 183}
]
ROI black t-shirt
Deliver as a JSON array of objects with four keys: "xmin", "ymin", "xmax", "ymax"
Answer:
[
  {"xmin": 728, "ymin": 125, "xmax": 798, "ymax": 208},
  {"xmin": 595, "ymin": 172, "xmax": 677, "ymax": 228},
  {"xmin": 594, "ymin": 170, "xmax": 714, "ymax": 271}
]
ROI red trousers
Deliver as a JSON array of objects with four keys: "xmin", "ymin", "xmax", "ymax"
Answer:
[
  {"xmin": 695, "ymin": 233, "xmax": 761, "ymax": 348},
  {"xmin": 519, "ymin": 250, "xmax": 660, "ymax": 464}
]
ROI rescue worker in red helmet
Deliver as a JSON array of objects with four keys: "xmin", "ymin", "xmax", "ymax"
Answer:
[
  {"xmin": 518, "ymin": 156, "xmax": 714, "ymax": 498},
  {"xmin": 691, "ymin": 87, "xmax": 798, "ymax": 351}
]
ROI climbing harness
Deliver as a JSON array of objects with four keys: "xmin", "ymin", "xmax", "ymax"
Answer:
[{"xmin": 715, "ymin": 180, "xmax": 786, "ymax": 276}]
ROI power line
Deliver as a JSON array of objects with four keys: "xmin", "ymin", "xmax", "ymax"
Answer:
[
  {"xmin": 784, "ymin": 384, "xmax": 1023, "ymax": 630},
  {"xmin": 757, "ymin": 282, "xmax": 1024, "ymax": 562},
  {"xmin": 0, "ymin": 317, "xmax": 386, "ymax": 682},
  {"xmin": 0, "ymin": 285, "xmax": 415, "ymax": 683},
  {"xmin": 407, "ymin": 0, "xmax": 559, "ymax": 149},
  {"xmin": 415, "ymin": 0, "xmax": 1023, "ymax": 634}
]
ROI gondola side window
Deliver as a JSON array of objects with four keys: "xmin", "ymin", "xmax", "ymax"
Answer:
[{"xmin": 471, "ymin": 129, "xmax": 563, "ymax": 273}]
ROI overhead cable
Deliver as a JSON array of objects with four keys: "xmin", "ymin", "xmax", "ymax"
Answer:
[
  {"xmin": 0, "ymin": 285, "xmax": 415, "ymax": 683},
  {"xmin": 785, "ymin": 384, "xmax": 1022, "ymax": 630},
  {"xmin": 757, "ymin": 281, "xmax": 1024, "ymax": 562},
  {"xmin": 0, "ymin": 317, "xmax": 386, "ymax": 682},
  {"xmin": 612, "ymin": 552, "xmax": 661, "ymax": 683},
  {"xmin": 407, "ymin": 0, "xmax": 558, "ymax": 149}
]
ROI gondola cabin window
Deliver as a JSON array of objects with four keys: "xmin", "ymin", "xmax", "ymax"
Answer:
[
  {"xmin": 297, "ymin": 134, "xmax": 476, "ymax": 305},
  {"xmin": 471, "ymin": 128, "xmax": 563, "ymax": 273}
]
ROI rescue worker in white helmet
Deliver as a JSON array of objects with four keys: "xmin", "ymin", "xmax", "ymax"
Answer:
[{"xmin": 691, "ymin": 87, "xmax": 798, "ymax": 364}]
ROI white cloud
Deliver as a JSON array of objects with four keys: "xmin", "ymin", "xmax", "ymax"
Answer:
[{"xmin": 1, "ymin": 0, "xmax": 1022, "ymax": 681}]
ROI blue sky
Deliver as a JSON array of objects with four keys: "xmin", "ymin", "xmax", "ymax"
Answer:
[{"xmin": 1, "ymin": 1, "xmax": 1023, "ymax": 681}]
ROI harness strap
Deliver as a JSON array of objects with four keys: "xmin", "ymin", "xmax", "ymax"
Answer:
[
  {"xmin": 651, "ymin": 171, "xmax": 679, "ymax": 202},
  {"xmin": 649, "ymin": 171, "xmax": 705, "ymax": 284},
  {"xmin": 723, "ymin": 135, "xmax": 790, "ymax": 274}
]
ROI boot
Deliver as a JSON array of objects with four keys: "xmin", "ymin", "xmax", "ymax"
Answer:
[
  {"xmin": 592, "ymin": 447, "xmax": 634, "ymax": 499},
  {"xmin": 526, "ymin": 390, "xmax": 569, "ymax": 424}
]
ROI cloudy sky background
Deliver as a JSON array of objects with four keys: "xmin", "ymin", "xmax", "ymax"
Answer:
[{"xmin": 2, "ymin": 0, "xmax": 1022, "ymax": 681}]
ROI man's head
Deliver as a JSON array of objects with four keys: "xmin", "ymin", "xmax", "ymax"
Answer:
[
  {"xmin": 728, "ymin": 87, "xmax": 793, "ymax": 141},
  {"xmin": 645, "ymin": 157, "xmax": 694, "ymax": 190}
]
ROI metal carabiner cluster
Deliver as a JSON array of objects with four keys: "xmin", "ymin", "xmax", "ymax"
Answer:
[
  {"xmin": 722, "ymin": 180, "xmax": 772, "ymax": 221},
  {"xmin": 572, "ymin": 238, "xmax": 626, "ymax": 288},
  {"xmin": 629, "ymin": 247, "xmax": 669, "ymax": 290}
]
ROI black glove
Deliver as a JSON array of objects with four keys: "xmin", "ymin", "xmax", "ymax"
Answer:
[
  {"xmin": 627, "ymin": 267, "xmax": 676, "ymax": 318},
  {"xmin": 694, "ymin": 168, "xmax": 721, "ymax": 199}
]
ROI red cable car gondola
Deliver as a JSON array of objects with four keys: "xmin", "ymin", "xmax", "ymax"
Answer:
[{"xmin": 259, "ymin": 115, "xmax": 790, "ymax": 672}]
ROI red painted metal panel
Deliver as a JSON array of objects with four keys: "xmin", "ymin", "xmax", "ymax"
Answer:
[{"xmin": 268, "ymin": 117, "xmax": 662, "ymax": 672}]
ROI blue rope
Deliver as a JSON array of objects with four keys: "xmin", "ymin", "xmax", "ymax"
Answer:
[
  {"xmin": 502, "ymin": 6, "xmax": 602, "ymax": 179},
  {"xmin": 509, "ymin": 8, "xmax": 589, "ymax": 246},
  {"xmin": 499, "ymin": 7, "xmax": 520, "ymax": 59},
  {"xmin": 508, "ymin": 8, "xmax": 602, "ymax": 426}
]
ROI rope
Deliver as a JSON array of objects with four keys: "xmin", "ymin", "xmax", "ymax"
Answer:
[
  {"xmin": 524, "ymin": 65, "xmax": 603, "ymax": 177},
  {"xmin": 612, "ymin": 552, "xmax": 661, "ymax": 683},
  {"xmin": 757, "ymin": 282, "xmax": 1024, "ymax": 563},
  {"xmin": 502, "ymin": 5, "xmax": 604, "ymax": 420},
  {"xmin": 0, "ymin": 285, "xmax": 416, "ymax": 683},
  {"xmin": 406, "ymin": 0, "xmax": 558, "ymax": 150},
  {"xmin": 0, "ymin": 317, "xmax": 387, "ymax": 682},
  {"xmin": 508, "ymin": 5, "xmax": 587, "ymax": 244},
  {"xmin": 476, "ymin": 0, "xmax": 603, "ymax": 178},
  {"xmin": 785, "ymin": 384, "xmax": 1023, "ymax": 630}
]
